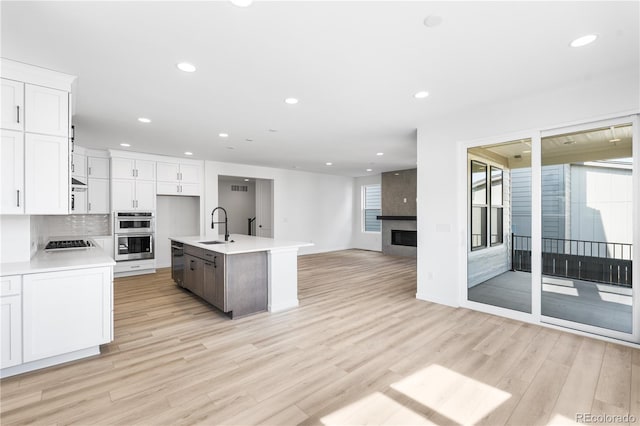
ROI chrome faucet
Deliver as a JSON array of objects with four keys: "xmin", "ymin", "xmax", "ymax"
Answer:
[{"xmin": 211, "ymin": 207, "xmax": 230, "ymax": 242}]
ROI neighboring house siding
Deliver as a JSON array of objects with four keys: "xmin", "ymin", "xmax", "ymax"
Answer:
[
  {"xmin": 541, "ymin": 164, "xmax": 569, "ymax": 239},
  {"xmin": 570, "ymin": 164, "xmax": 633, "ymax": 246}
]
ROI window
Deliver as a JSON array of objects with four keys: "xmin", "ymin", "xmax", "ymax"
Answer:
[
  {"xmin": 490, "ymin": 166, "xmax": 503, "ymax": 245},
  {"xmin": 470, "ymin": 161, "xmax": 505, "ymax": 250},
  {"xmin": 471, "ymin": 161, "xmax": 487, "ymax": 249},
  {"xmin": 363, "ymin": 184, "xmax": 381, "ymax": 232}
]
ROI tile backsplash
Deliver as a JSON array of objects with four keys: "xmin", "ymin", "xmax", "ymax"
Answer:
[{"xmin": 31, "ymin": 214, "xmax": 111, "ymax": 248}]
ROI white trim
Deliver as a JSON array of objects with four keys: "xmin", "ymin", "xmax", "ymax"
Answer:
[
  {"xmin": 0, "ymin": 346, "xmax": 99, "ymax": 378},
  {"xmin": 1, "ymin": 58, "xmax": 76, "ymax": 92}
]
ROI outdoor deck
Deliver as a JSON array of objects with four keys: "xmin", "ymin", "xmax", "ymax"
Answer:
[{"xmin": 468, "ymin": 271, "xmax": 632, "ymax": 333}]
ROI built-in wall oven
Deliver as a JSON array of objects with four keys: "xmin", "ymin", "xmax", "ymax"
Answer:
[{"xmin": 115, "ymin": 212, "xmax": 155, "ymax": 261}]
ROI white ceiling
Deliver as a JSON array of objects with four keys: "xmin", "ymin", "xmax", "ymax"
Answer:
[{"xmin": 1, "ymin": 1, "xmax": 638, "ymax": 177}]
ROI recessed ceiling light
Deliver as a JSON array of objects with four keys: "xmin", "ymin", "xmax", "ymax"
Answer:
[
  {"xmin": 394, "ymin": 173, "xmax": 400, "ymax": 176},
  {"xmin": 414, "ymin": 91, "xmax": 430, "ymax": 99},
  {"xmin": 366, "ymin": 168, "xmax": 373, "ymax": 172},
  {"xmin": 325, "ymin": 162, "xmax": 333, "ymax": 166},
  {"xmin": 244, "ymin": 178, "xmax": 250, "ymax": 182},
  {"xmin": 138, "ymin": 117, "xmax": 151, "ymax": 123},
  {"xmin": 176, "ymin": 62, "xmax": 196, "ymax": 73},
  {"xmin": 570, "ymin": 34, "xmax": 598, "ymax": 48},
  {"xmin": 219, "ymin": 133, "xmax": 229, "ymax": 138},
  {"xmin": 285, "ymin": 98, "xmax": 299, "ymax": 105},
  {"xmin": 184, "ymin": 151, "xmax": 193, "ymax": 156},
  {"xmin": 423, "ymin": 15, "xmax": 443, "ymax": 28},
  {"xmin": 376, "ymin": 152, "xmax": 384, "ymax": 156},
  {"xmin": 523, "ymin": 150, "xmax": 531, "ymax": 153},
  {"xmin": 245, "ymin": 138, "xmax": 253, "ymax": 142},
  {"xmin": 120, "ymin": 143, "xmax": 131, "ymax": 147},
  {"xmin": 230, "ymin": 0, "xmax": 253, "ymax": 7},
  {"xmin": 609, "ymin": 138, "xmax": 621, "ymax": 143}
]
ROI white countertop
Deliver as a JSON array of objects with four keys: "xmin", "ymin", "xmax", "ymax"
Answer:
[
  {"xmin": 170, "ymin": 234, "xmax": 313, "ymax": 255},
  {"xmin": 0, "ymin": 247, "xmax": 115, "ymax": 276}
]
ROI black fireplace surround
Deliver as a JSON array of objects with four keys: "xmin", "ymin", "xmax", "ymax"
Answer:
[{"xmin": 391, "ymin": 230, "xmax": 417, "ymax": 247}]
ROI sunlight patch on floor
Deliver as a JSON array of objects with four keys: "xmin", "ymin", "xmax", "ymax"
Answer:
[
  {"xmin": 320, "ymin": 392, "xmax": 434, "ymax": 426},
  {"xmin": 543, "ymin": 283, "xmax": 580, "ymax": 296},
  {"xmin": 598, "ymin": 291, "xmax": 632, "ymax": 306},
  {"xmin": 390, "ymin": 364, "xmax": 511, "ymax": 425}
]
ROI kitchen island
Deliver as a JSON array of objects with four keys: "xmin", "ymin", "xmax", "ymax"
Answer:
[{"xmin": 170, "ymin": 235, "xmax": 312, "ymax": 318}]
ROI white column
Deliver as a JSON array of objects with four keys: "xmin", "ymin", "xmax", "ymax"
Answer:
[{"xmin": 267, "ymin": 247, "xmax": 299, "ymax": 312}]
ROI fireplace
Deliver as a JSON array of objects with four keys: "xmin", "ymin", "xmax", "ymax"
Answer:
[{"xmin": 392, "ymin": 230, "xmax": 417, "ymax": 247}]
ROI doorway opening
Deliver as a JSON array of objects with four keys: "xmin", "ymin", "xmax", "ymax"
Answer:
[{"xmin": 218, "ymin": 176, "xmax": 273, "ymax": 238}]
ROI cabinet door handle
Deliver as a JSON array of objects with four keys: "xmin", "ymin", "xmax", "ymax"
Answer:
[
  {"xmin": 213, "ymin": 256, "xmax": 217, "ymax": 268},
  {"xmin": 177, "ymin": 185, "xmax": 180, "ymax": 193},
  {"xmin": 132, "ymin": 169, "xmax": 135, "ymax": 177},
  {"xmin": 71, "ymin": 163, "xmax": 75, "ymax": 173},
  {"xmin": 132, "ymin": 199, "xmax": 135, "ymax": 208},
  {"xmin": 177, "ymin": 172, "xmax": 180, "ymax": 181},
  {"xmin": 16, "ymin": 190, "xmax": 20, "ymax": 207},
  {"xmin": 180, "ymin": 172, "xmax": 183, "ymax": 180},
  {"xmin": 88, "ymin": 202, "xmax": 92, "ymax": 211},
  {"xmin": 88, "ymin": 166, "xmax": 92, "ymax": 176},
  {"xmin": 16, "ymin": 106, "xmax": 20, "ymax": 124}
]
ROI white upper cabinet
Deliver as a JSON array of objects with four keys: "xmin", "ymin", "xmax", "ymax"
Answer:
[
  {"xmin": 156, "ymin": 161, "xmax": 201, "ymax": 196},
  {"xmin": 112, "ymin": 157, "xmax": 155, "ymax": 181},
  {"xmin": 111, "ymin": 179, "xmax": 155, "ymax": 211},
  {"xmin": 179, "ymin": 163, "xmax": 200, "ymax": 183},
  {"xmin": 1, "ymin": 79, "xmax": 24, "ymax": 131},
  {"xmin": 135, "ymin": 159, "xmax": 155, "ymax": 181},
  {"xmin": 71, "ymin": 152, "xmax": 87, "ymax": 178},
  {"xmin": 0, "ymin": 130, "xmax": 24, "ymax": 214},
  {"xmin": 87, "ymin": 156, "xmax": 109, "ymax": 179},
  {"xmin": 87, "ymin": 178, "xmax": 110, "ymax": 214},
  {"xmin": 24, "ymin": 133, "xmax": 68, "ymax": 214},
  {"xmin": 135, "ymin": 180, "xmax": 156, "ymax": 210},
  {"xmin": 24, "ymin": 84, "xmax": 69, "ymax": 137},
  {"xmin": 156, "ymin": 162, "xmax": 180, "ymax": 182}
]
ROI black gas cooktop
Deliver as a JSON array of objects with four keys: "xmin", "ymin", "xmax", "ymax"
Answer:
[{"xmin": 45, "ymin": 240, "xmax": 92, "ymax": 251}]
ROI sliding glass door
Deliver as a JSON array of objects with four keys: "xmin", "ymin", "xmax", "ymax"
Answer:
[
  {"xmin": 540, "ymin": 120, "xmax": 635, "ymax": 339},
  {"xmin": 467, "ymin": 139, "xmax": 532, "ymax": 314}
]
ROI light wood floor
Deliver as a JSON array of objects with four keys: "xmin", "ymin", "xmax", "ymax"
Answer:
[{"xmin": 1, "ymin": 249, "xmax": 638, "ymax": 425}]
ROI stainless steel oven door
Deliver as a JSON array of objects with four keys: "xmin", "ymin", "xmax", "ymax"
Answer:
[{"xmin": 115, "ymin": 234, "xmax": 154, "ymax": 261}]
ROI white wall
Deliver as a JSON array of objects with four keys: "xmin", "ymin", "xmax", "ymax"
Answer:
[
  {"xmin": 204, "ymin": 161, "xmax": 353, "ymax": 255},
  {"xmin": 417, "ymin": 66, "xmax": 640, "ymax": 307},
  {"xmin": 156, "ymin": 195, "xmax": 200, "ymax": 268},
  {"xmin": 0, "ymin": 215, "xmax": 32, "ymax": 263},
  {"xmin": 218, "ymin": 178, "xmax": 256, "ymax": 235},
  {"xmin": 351, "ymin": 175, "xmax": 382, "ymax": 251}
]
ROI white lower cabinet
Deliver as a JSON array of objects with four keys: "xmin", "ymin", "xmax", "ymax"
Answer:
[
  {"xmin": 1, "ymin": 275, "xmax": 22, "ymax": 369},
  {"xmin": 22, "ymin": 267, "xmax": 112, "ymax": 363}
]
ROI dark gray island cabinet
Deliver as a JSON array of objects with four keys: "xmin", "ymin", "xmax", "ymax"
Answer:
[{"xmin": 180, "ymin": 243, "xmax": 267, "ymax": 318}]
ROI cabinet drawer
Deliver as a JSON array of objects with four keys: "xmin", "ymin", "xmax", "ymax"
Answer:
[
  {"xmin": 0, "ymin": 275, "xmax": 21, "ymax": 296},
  {"xmin": 184, "ymin": 244, "xmax": 204, "ymax": 258}
]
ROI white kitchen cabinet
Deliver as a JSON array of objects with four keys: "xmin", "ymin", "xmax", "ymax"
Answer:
[
  {"xmin": 112, "ymin": 157, "xmax": 155, "ymax": 181},
  {"xmin": 88, "ymin": 177, "xmax": 110, "ymax": 214},
  {"xmin": 0, "ymin": 130, "xmax": 24, "ymax": 214},
  {"xmin": 70, "ymin": 186, "xmax": 88, "ymax": 214},
  {"xmin": 22, "ymin": 267, "xmax": 112, "ymax": 363},
  {"xmin": 24, "ymin": 133, "xmax": 68, "ymax": 214},
  {"xmin": 87, "ymin": 156, "xmax": 109, "ymax": 179},
  {"xmin": 112, "ymin": 178, "xmax": 155, "ymax": 211},
  {"xmin": 156, "ymin": 161, "xmax": 201, "ymax": 196},
  {"xmin": 156, "ymin": 182, "xmax": 200, "ymax": 196},
  {"xmin": 72, "ymin": 153, "xmax": 87, "ymax": 178},
  {"xmin": 0, "ymin": 275, "xmax": 22, "ymax": 369},
  {"xmin": 1, "ymin": 79, "xmax": 24, "ymax": 131},
  {"xmin": 24, "ymin": 84, "xmax": 69, "ymax": 137}
]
